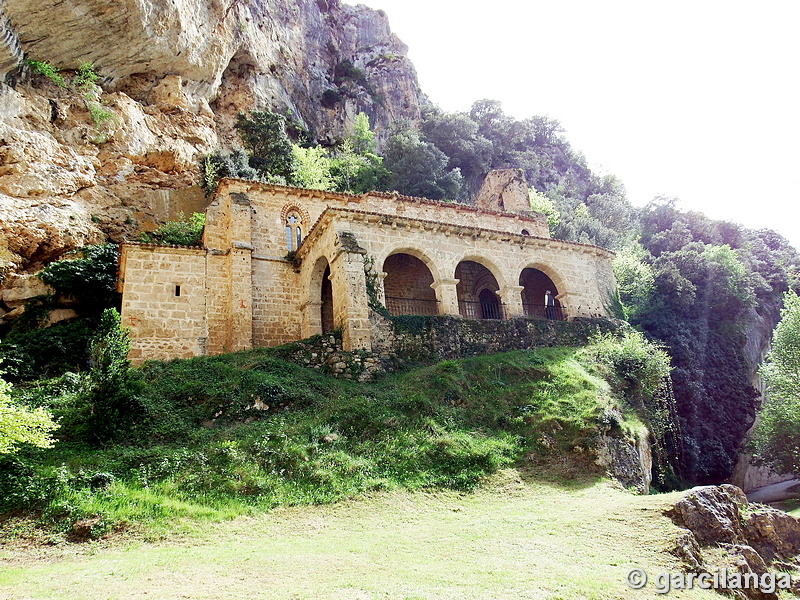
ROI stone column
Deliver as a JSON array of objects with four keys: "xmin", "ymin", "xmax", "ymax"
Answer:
[
  {"xmin": 431, "ymin": 278, "xmax": 461, "ymax": 316},
  {"xmin": 498, "ymin": 285, "xmax": 525, "ymax": 318},
  {"xmin": 329, "ymin": 249, "xmax": 371, "ymax": 351}
]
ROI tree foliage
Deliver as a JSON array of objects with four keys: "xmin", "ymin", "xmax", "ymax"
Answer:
[
  {"xmin": 752, "ymin": 290, "xmax": 800, "ymax": 473},
  {"xmin": 84, "ymin": 308, "xmax": 140, "ymax": 446},
  {"xmin": 39, "ymin": 243, "xmax": 120, "ymax": 310},
  {"xmin": 234, "ymin": 110, "xmax": 297, "ymax": 183},
  {"xmin": 0, "ymin": 368, "xmax": 58, "ymax": 455},
  {"xmin": 383, "ymin": 128, "xmax": 463, "ymax": 200}
]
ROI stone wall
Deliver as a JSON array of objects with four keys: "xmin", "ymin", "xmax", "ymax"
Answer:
[
  {"xmin": 369, "ymin": 312, "xmax": 624, "ymax": 368},
  {"xmin": 118, "ymin": 243, "xmax": 207, "ymax": 363}
]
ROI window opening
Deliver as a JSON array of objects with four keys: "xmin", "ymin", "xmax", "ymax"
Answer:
[
  {"xmin": 175, "ymin": 285, "xmax": 181, "ymax": 297},
  {"xmin": 285, "ymin": 213, "xmax": 303, "ymax": 251}
]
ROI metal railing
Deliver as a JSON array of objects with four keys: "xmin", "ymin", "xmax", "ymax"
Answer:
[
  {"xmin": 459, "ymin": 301, "xmax": 504, "ymax": 320},
  {"xmin": 523, "ymin": 304, "xmax": 566, "ymax": 321},
  {"xmin": 385, "ymin": 296, "xmax": 440, "ymax": 316}
]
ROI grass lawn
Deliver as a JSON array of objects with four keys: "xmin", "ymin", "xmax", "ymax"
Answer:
[{"xmin": 0, "ymin": 470, "xmax": 722, "ymax": 600}]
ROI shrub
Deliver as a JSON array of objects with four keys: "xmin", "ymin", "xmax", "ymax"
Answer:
[
  {"xmin": 199, "ymin": 150, "xmax": 260, "ymax": 196},
  {"xmin": 0, "ymin": 319, "xmax": 93, "ymax": 381},
  {"xmin": 83, "ymin": 309, "xmax": 141, "ymax": 445},
  {"xmin": 25, "ymin": 59, "xmax": 66, "ymax": 87},
  {"xmin": 138, "ymin": 213, "xmax": 205, "ymax": 246},
  {"xmin": 0, "ymin": 369, "xmax": 58, "ymax": 456},
  {"xmin": 73, "ymin": 61, "xmax": 100, "ymax": 91},
  {"xmin": 39, "ymin": 243, "xmax": 120, "ymax": 310}
]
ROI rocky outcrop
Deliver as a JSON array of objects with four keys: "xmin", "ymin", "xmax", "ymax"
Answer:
[
  {"xmin": 595, "ymin": 426, "xmax": 652, "ymax": 494},
  {"xmin": 0, "ymin": 0, "xmax": 425, "ymax": 284},
  {"xmin": 666, "ymin": 485, "xmax": 800, "ymax": 600}
]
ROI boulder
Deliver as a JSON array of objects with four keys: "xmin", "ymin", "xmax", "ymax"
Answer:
[{"xmin": 665, "ymin": 484, "xmax": 749, "ymax": 546}]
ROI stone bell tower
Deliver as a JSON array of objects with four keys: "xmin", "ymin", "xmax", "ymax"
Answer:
[{"xmin": 473, "ymin": 168, "xmax": 531, "ymax": 214}]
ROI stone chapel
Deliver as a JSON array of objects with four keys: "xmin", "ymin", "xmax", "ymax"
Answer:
[{"xmin": 116, "ymin": 169, "xmax": 617, "ymax": 363}]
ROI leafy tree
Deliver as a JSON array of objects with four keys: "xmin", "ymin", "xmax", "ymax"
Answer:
[
  {"xmin": 420, "ymin": 108, "xmax": 492, "ymax": 199},
  {"xmin": 291, "ymin": 145, "xmax": 335, "ymax": 190},
  {"xmin": 613, "ymin": 246, "xmax": 655, "ymax": 320},
  {"xmin": 528, "ymin": 188, "xmax": 560, "ymax": 234},
  {"xmin": 349, "ymin": 112, "xmax": 377, "ymax": 155},
  {"xmin": 752, "ymin": 290, "xmax": 800, "ymax": 473},
  {"xmin": 39, "ymin": 243, "xmax": 120, "ymax": 310},
  {"xmin": 234, "ymin": 110, "xmax": 297, "ymax": 183},
  {"xmin": 0, "ymin": 368, "xmax": 58, "ymax": 455},
  {"xmin": 200, "ymin": 149, "xmax": 260, "ymax": 196},
  {"xmin": 383, "ymin": 129, "xmax": 463, "ymax": 200}
]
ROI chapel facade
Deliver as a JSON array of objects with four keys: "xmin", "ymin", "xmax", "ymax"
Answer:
[{"xmin": 117, "ymin": 170, "xmax": 617, "ymax": 364}]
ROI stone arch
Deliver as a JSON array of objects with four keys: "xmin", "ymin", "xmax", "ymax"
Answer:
[
  {"xmin": 452, "ymin": 253, "xmax": 508, "ymax": 290},
  {"xmin": 454, "ymin": 257, "xmax": 505, "ymax": 320},
  {"xmin": 519, "ymin": 262, "xmax": 568, "ymax": 320},
  {"xmin": 305, "ymin": 254, "xmax": 335, "ymax": 335},
  {"xmin": 376, "ymin": 245, "xmax": 442, "ymax": 284},
  {"xmin": 382, "ymin": 251, "xmax": 438, "ymax": 316},
  {"xmin": 280, "ymin": 202, "xmax": 311, "ymax": 225}
]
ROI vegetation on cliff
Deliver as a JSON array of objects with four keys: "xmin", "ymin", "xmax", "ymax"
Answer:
[{"xmin": 752, "ymin": 290, "xmax": 800, "ymax": 474}]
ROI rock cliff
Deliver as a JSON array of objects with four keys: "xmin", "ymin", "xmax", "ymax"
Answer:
[{"xmin": 0, "ymin": 0, "xmax": 425, "ymax": 277}]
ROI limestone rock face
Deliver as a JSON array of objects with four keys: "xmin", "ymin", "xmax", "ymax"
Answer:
[
  {"xmin": 0, "ymin": 0, "xmax": 425, "ymax": 282},
  {"xmin": 1, "ymin": 273, "xmax": 53, "ymax": 307}
]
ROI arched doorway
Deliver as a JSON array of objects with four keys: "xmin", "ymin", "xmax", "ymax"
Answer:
[
  {"xmin": 321, "ymin": 264, "xmax": 334, "ymax": 333},
  {"xmin": 309, "ymin": 256, "xmax": 335, "ymax": 335},
  {"xmin": 455, "ymin": 260, "xmax": 503, "ymax": 320},
  {"xmin": 520, "ymin": 267, "xmax": 563, "ymax": 320},
  {"xmin": 382, "ymin": 253, "xmax": 438, "ymax": 315},
  {"xmin": 478, "ymin": 288, "xmax": 502, "ymax": 320}
]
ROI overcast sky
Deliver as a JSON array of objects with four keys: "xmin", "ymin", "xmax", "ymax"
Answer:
[{"xmin": 349, "ymin": 0, "xmax": 800, "ymax": 249}]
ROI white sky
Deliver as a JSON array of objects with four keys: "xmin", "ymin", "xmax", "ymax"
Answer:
[{"xmin": 349, "ymin": 0, "xmax": 800, "ymax": 250}]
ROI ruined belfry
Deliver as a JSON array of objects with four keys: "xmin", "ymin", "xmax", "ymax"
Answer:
[{"xmin": 117, "ymin": 170, "xmax": 617, "ymax": 363}]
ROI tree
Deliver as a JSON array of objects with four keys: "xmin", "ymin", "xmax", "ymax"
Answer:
[
  {"xmin": 84, "ymin": 308, "xmax": 139, "ymax": 445},
  {"xmin": 234, "ymin": 110, "xmax": 297, "ymax": 183},
  {"xmin": 291, "ymin": 144, "xmax": 335, "ymax": 190},
  {"xmin": 0, "ymin": 367, "xmax": 57, "ymax": 455},
  {"xmin": 383, "ymin": 129, "xmax": 463, "ymax": 200},
  {"xmin": 752, "ymin": 290, "xmax": 800, "ymax": 473},
  {"xmin": 528, "ymin": 188, "xmax": 560, "ymax": 234},
  {"xmin": 39, "ymin": 243, "xmax": 121, "ymax": 311}
]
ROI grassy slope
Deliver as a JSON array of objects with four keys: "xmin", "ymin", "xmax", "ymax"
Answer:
[
  {"xmin": 5, "ymin": 346, "xmax": 643, "ymax": 540},
  {"xmin": 0, "ymin": 472, "xmax": 720, "ymax": 600}
]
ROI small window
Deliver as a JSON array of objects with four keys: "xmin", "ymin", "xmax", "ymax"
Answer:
[
  {"xmin": 175, "ymin": 285, "xmax": 181, "ymax": 297},
  {"xmin": 285, "ymin": 212, "xmax": 303, "ymax": 251},
  {"xmin": 521, "ymin": 229, "xmax": 530, "ymax": 236}
]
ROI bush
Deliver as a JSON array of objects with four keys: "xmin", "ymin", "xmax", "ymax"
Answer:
[
  {"xmin": 200, "ymin": 149, "xmax": 261, "ymax": 196},
  {"xmin": 0, "ymin": 319, "xmax": 93, "ymax": 381},
  {"xmin": 39, "ymin": 243, "xmax": 120, "ymax": 310},
  {"xmin": 82, "ymin": 309, "xmax": 142, "ymax": 446},
  {"xmin": 138, "ymin": 213, "xmax": 205, "ymax": 246},
  {"xmin": 0, "ymin": 370, "xmax": 57, "ymax": 456},
  {"xmin": 25, "ymin": 59, "xmax": 66, "ymax": 87}
]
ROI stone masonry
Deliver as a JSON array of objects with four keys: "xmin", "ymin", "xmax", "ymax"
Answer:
[{"xmin": 118, "ymin": 170, "xmax": 617, "ymax": 363}]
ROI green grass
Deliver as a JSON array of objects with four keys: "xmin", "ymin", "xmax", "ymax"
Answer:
[
  {"xmin": 0, "ymin": 473, "xmax": 722, "ymax": 600},
  {"xmin": 2, "ymin": 344, "xmax": 658, "ymax": 541}
]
